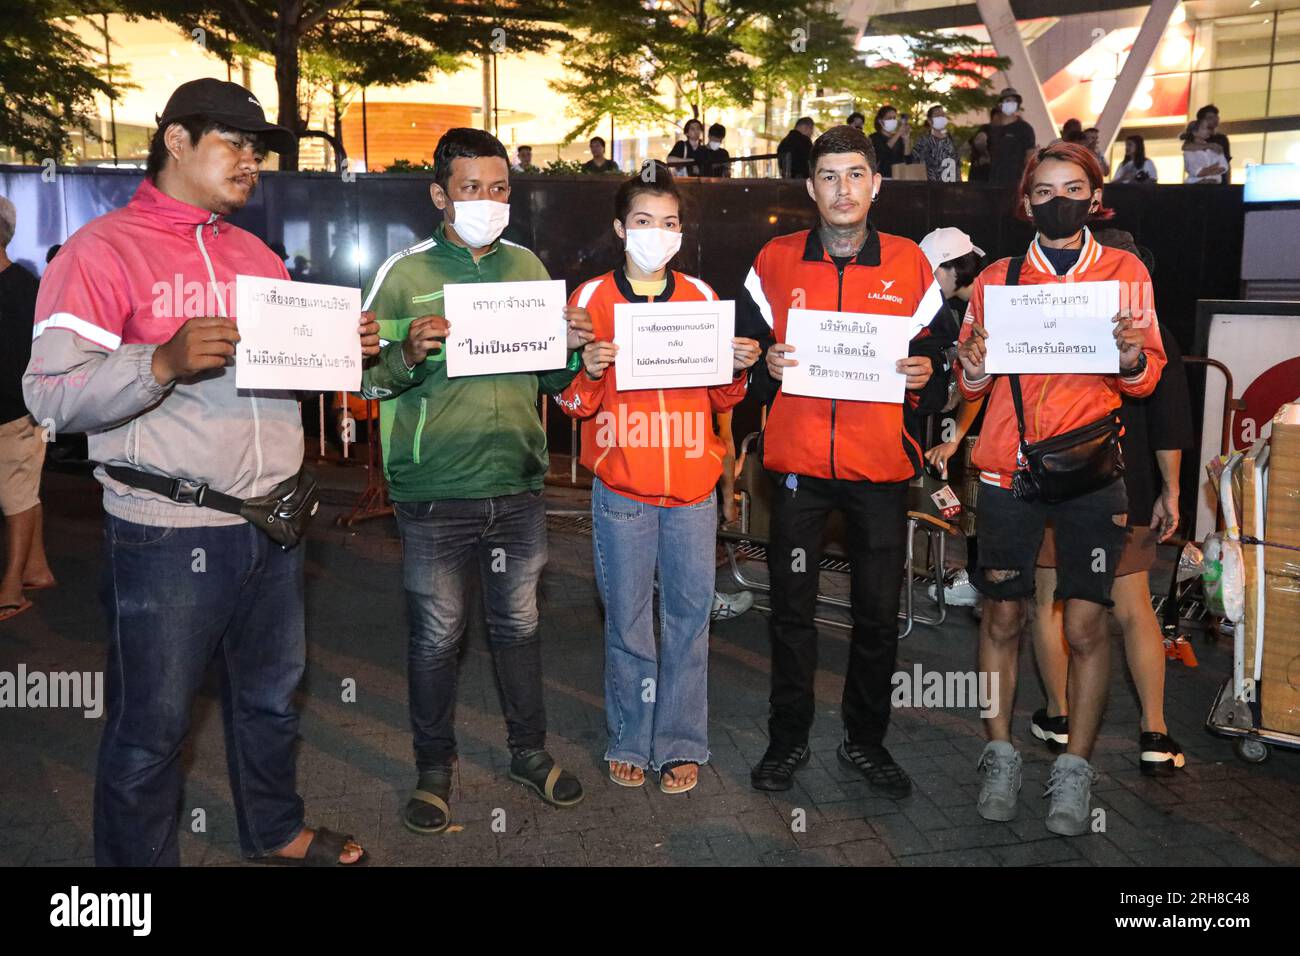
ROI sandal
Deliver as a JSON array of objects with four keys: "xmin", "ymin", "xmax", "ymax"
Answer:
[
  {"xmin": 256, "ymin": 826, "xmax": 368, "ymax": 866},
  {"xmin": 659, "ymin": 761, "xmax": 699, "ymax": 795},
  {"xmin": 404, "ymin": 769, "xmax": 452, "ymax": 835},
  {"xmin": 0, "ymin": 600, "xmax": 32, "ymax": 623},
  {"xmin": 608, "ymin": 760, "xmax": 646, "ymax": 788},
  {"xmin": 508, "ymin": 750, "xmax": 584, "ymax": 807}
]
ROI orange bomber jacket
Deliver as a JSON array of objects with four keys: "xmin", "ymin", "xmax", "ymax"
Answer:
[
  {"xmin": 957, "ymin": 228, "xmax": 1167, "ymax": 489},
  {"xmin": 555, "ymin": 268, "xmax": 747, "ymax": 507}
]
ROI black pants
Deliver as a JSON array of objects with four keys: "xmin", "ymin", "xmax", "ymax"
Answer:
[{"xmin": 764, "ymin": 470, "xmax": 908, "ymax": 751}]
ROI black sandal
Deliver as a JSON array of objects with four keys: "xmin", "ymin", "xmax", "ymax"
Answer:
[
  {"xmin": 404, "ymin": 769, "xmax": 452, "ymax": 835},
  {"xmin": 508, "ymin": 750, "xmax": 584, "ymax": 807},
  {"xmin": 837, "ymin": 741, "xmax": 913, "ymax": 799},
  {"xmin": 256, "ymin": 826, "xmax": 368, "ymax": 866}
]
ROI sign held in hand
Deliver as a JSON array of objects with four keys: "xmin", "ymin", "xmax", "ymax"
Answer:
[
  {"xmin": 983, "ymin": 280, "xmax": 1121, "ymax": 374},
  {"xmin": 443, "ymin": 279, "xmax": 568, "ymax": 378},
  {"xmin": 235, "ymin": 275, "xmax": 361, "ymax": 391},
  {"xmin": 613, "ymin": 300, "xmax": 735, "ymax": 391},
  {"xmin": 781, "ymin": 308, "xmax": 910, "ymax": 403}
]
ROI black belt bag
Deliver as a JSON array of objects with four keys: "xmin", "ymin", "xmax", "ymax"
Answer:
[
  {"xmin": 1000, "ymin": 254, "xmax": 1124, "ymax": 504},
  {"xmin": 103, "ymin": 464, "xmax": 320, "ymax": 549}
]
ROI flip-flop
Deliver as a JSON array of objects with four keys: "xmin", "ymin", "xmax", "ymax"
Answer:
[
  {"xmin": 608, "ymin": 760, "xmax": 646, "ymax": 788},
  {"xmin": 659, "ymin": 761, "xmax": 699, "ymax": 795},
  {"xmin": 22, "ymin": 579, "xmax": 56, "ymax": 591},
  {"xmin": 254, "ymin": 827, "xmax": 368, "ymax": 866},
  {"xmin": 0, "ymin": 600, "xmax": 32, "ymax": 623}
]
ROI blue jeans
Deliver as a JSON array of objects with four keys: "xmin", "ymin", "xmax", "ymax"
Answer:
[
  {"xmin": 591, "ymin": 478, "xmax": 715, "ymax": 772},
  {"xmin": 394, "ymin": 490, "xmax": 549, "ymax": 771},
  {"xmin": 95, "ymin": 516, "xmax": 306, "ymax": 867}
]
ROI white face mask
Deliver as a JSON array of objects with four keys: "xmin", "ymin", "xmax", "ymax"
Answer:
[
  {"xmin": 450, "ymin": 200, "xmax": 510, "ymax": 248},
  {"xmin": 708, "ymin": 141, "xmax": 722, "ymax": 150},
  {"xmin": 882, "ymin": 118, "xmax": 899, "ymax": 133},
  {"xmin": 931, "ymin": 116, "xmax": 948, "ymax": 130},
  {"xmin": 624, "ymin": 227, "xmax": 681, "ymax": 273},
  {"xmin": 1000, "ymin": 101, "xmax": 1018, "ymax": 116}
]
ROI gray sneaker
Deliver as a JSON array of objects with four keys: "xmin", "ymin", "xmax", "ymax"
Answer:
[
  {"xmin": 976, "ymin": 740, "xmax": 1022, "ymax": 821},
  {"xmin": 1044, "ymin": 754, "xmax": 1097, "ymax": 836}
]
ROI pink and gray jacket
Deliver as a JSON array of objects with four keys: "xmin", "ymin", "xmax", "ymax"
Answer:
[{"xmin": 23, "ymin": 178, "xmax": 303, "ymax": 528}]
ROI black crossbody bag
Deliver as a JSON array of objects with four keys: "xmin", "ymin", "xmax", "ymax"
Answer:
[
  {"xmin": 103, "ymin": 464, "xmax": 320, "ymax": 549},
  {"xmin": 1001, "ymin": 256, "xmax": 1124, "ymax": 504}
]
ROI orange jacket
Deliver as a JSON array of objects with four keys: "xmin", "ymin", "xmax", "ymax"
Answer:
[
  {"xmin": 740, "ymin": 226, "xmax": 944, "ymax": 482},
  {"xmin": 555, "ymin": 269, "xmax": 747, "ymax": 507},
  {"xmin": 957, "ymin": 229, "xmax": 1167, "ymax": 488}
]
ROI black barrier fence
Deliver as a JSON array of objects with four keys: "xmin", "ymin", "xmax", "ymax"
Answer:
[{"xmin": 0, "ymin": 165, "xmax": 1246, "ymax": 457}]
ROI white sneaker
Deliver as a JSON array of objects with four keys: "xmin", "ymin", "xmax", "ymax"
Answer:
[
  {"xmin": 711, "ymin": 590, "xmax": 754, "ymax": 621},
  {"xmin": 928, "ymin": 569, "xmax": 980, "ymax": 607}
]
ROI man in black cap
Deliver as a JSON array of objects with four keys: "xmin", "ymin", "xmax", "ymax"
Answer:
[
  {"xmin": 988, "ymin": 87, "xmax": 1037, "ymax": 186},
  {"xmin": 24, "ymin": 78, "xmax": 379, "ymax": 866}
]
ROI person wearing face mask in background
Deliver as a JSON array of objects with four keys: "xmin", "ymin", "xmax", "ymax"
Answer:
[
  {"xmin": 956, "ymin": 141, "xmax": 1166, "ymax": 836},
  {"xmin": 988, "ymin": 88, "xmax": 1037, "ymax": 186},
  {"xmin": 358, "ymin": 128, "xmax": 596, "ymax": 835},
  {"xmin": 911, "ymin": 105, "xmax": 960, "ymax": 182},
  {"xmin": 556, "ymin": 163, "xmax": 760, "ymax": 794},
  {"xmin": 702, "ymin": 123, "xmax": 732, "ymax": 177},
  {"xmin": 666, "ymin": 118, "xmax": 707, "ymax": 177},
  {"xmin": 868, "ymin": 104, "xmax": 911, "ymax": 178}
]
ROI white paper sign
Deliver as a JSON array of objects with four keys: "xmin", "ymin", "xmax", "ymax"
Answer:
[
  {"xmin": 235, "ymin": 275, "xmax": 361, "ymax": 391},
  {"xmin": 613, "ymin": 300, "xmax": 735, "ymax": 391},
  {"xmin": 443, "ymin": 279, "xmax": 568, "ymax": 377},
  {"xmin": 983, "ymin": 280, "xmax": 1121, "ymax": 374},
  {"xmin": 781, "ymin": 309, "xmax": 911, "ymax": 403}
]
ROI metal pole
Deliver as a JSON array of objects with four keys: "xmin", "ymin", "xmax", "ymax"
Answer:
[
  {"xmin": 102, "ymin": 14, "xmax": 119, "ymax": 165},
  {"xmin": 361, "ymin": 87, "xmax": 369, "ymax": 170},
  {"xmin": 493, "ymin": 54, "xmax": 499, "ymax": 136}
]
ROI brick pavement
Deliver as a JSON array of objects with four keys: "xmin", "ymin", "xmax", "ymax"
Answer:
[{"xmin": 1, "ymin": 468, "xmax": 1297, "ymax": 867}]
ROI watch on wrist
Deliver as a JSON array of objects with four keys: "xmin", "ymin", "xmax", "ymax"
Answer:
[{"xmin": 1122, "ymin": 350, "xmax": 1148, "ymax": 378}]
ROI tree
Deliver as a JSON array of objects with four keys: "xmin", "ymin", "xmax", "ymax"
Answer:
[
  {"xmin": 550, "ymin": 0, "xmax": 856, "ymax": 144},
  {"xmin": 0, "ymin": 1, "xmax": 118, "ymax": 160},
  {"xmin": 813, "ymin": 26, "xmax": 1009, "ymax": 132},
  {"xmin": 116, "ymin": 1, "xmax": 568, "ymax": 170}
]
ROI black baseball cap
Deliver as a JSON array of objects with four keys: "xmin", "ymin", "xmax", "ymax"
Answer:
[{"xmin": 156, "ymin": 78, "xmax": 296, "ymax": 154}]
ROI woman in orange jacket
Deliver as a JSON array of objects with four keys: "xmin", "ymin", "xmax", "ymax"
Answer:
[
  {"xmin": 556, "ymin": 163, "xmax": 760, "ymax": 794},
  {"xmin": 956, "ymin": 141, "xmax": 1166, "ymax": 836}
]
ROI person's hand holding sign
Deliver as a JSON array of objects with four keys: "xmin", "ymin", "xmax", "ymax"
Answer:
[
  {"xmin": 358, "ymin": 310, "xmax": 381, "ymax": 358},
  {"xmin": 957, "ymin": 323, "xmax": 988, "ymax": 379},
  {"xmin": 582, "ymin": 340, "xmax": 618, "ymax": 380},
  {"xmin": 402, "ymin": 314, "xmax": 450, "ymax": 367},
  {"xmin": 732, "ymin": 337, "xmax": 760, "ymax": 371},
  {"xmin": 152, "ymin": 317, "xmax": 241, "ymax": 385},
  {"xmin": 1112, "ymin": 308, "xmax": 1144, "ymax": 370},
  {"xmin": 897, "ymin": 355, "xmax": 932, "ymax": 390},
  {"xmin": 767, "ymin": 342, "xmax": 797, "ymax": 380},
  {"xmin": 565, "ymin": 305, "xmax": 595, "ymax": 351}
]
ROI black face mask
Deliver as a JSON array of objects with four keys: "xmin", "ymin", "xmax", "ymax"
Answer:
[{"xmin": 1029, "ymin": 196, "xmax": 1093, "ymax": 240}]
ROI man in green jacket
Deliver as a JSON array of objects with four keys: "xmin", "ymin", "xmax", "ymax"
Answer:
[{"xmin": 360, "ymin": 128, "xmax": 593, "ymax": 834}]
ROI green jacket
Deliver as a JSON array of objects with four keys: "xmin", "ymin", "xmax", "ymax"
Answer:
[{"xmin": 359, "ymin": 222, "xmax": 581, "ymax": 501}]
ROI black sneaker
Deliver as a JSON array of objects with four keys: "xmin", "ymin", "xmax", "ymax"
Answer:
[
  {"xmin": 1139, "ymin": 731, "xmax": 1186, "ymax": 776},
  {"xmin": 750, "ymin": 743, "xmax": 810, "ymax": 791},
  {"xmin": 1030, "ymin": 708, "xmax": 1069, "ymax": 754},
  {"xmin": 837, "ymin": 741, "xmax": 913, "ymax": 799}
]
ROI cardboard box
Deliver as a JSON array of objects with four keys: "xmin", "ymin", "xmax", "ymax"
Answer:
[{"xmin": 1260, "ymin": 403, "xmax": 1300, "ymax": 735}]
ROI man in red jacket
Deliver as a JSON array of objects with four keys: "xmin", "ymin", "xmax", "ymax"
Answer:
[{"xmin": 739, "ymin": 125, "xmax": 945, "ymax": 797}]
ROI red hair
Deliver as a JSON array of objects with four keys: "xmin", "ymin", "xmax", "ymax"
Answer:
[{"xmin": 1013, "ymin": 140, "xmax": 1114, "ymax": 222}]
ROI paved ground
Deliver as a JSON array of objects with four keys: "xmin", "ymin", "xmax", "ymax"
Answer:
[{"xmin": 1, "ymin": 463, "xmax": 1297, "ymax": 867}]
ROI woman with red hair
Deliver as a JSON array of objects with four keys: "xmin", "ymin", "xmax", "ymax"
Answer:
[{"xmin": 955, "ymin": 142, "xmax": 1167, "ymax": 836}]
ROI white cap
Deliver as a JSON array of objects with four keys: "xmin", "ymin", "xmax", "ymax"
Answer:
[{"xmin": 918, "ymin": 227, "xmax": 985, "ymax": 273}]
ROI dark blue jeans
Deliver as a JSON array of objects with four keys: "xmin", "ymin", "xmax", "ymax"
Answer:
[
  {"xmin": 95, "ymin": 515, "xmax": 306, "ymax": 867},
  {"xmin": 394, "ymin": 490, "xmax": 549, "ymax": 771}
]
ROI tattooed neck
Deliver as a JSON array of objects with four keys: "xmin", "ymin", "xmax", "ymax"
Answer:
[{"xmin": 820, "ymin": 222, "xmax": 867, "ymax": 258}]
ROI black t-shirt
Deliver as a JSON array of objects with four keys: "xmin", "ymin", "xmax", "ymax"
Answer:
[
  {"xmin": 0, "ymin": 262, "xmax": 39, "ymax": 425},
  {"xmin": 777, "ymin": 130, "xmax": 812, "ymax": 179},
  {"xmin": 667, "ymin": 140, "xmax": 705, "ymax": 176},
  {"xmin": 700, "ymin": 145, "xmax": 731, "ymax": 177},
  {"xmin": 989, "ymin": 117, "xmax": 1036, "ymax": 185},
  {"xmin": 1120, "ymin": 324, "xmax": 1193, "ymax": 525},
  {"xmin": 869, "ymin": 130, "xmax": 908, "ymax": 177},
  {"xmin": 582, "ymin": 158, "xmax": 618, "ymax": 173}
]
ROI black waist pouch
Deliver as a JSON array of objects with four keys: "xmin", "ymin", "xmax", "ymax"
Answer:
[
  {"xmin": 1008, "ymin": 396, "xmax": 1124, "ymax": 504},
  {"xmin": 104, "ymin": 464, "xmax": 320, "ymax": 549}
]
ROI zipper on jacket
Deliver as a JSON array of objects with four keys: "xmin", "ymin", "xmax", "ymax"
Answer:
[
  {"xmin": 412, "ymin": 397, "xmax": 428, "ymax": 465},
  {"xmin": 829, "ymin": 259, "xmax": 848, "ymax": 479}
]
